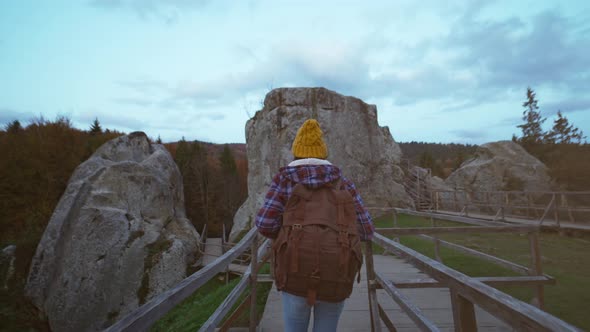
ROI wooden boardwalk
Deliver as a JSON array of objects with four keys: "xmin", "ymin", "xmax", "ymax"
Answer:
[
  {"xmin": 203, "ymin": 238, "xmax": 248, "ymax": 274},
  {"xmin": 258, "ymin": 254, "xmax": 509, "ymax": 331}
]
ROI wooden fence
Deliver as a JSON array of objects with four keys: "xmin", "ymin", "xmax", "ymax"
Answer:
[
  {"xmin": 105, "ymin": 209, "xmax": 580, "ymax": 332},
  {"xmin": 105, "ymin": 228, "xmax": 270, "ymax": 332},
  {"xmin": 364, "ymin": 208, "xmax": 580, "ymax": 332},
  {"xmin": 429, "ymin": 190, "xmax": 590, "ymax": 226}
]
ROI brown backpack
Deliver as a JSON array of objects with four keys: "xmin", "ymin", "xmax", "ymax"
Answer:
[{"xmin": 272, "ymin": 181, "xmax": 363, "ymax": 305}]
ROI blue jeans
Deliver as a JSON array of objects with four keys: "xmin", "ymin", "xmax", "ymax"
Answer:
[{"xmin": 281, "ymin": 291, "xmax": 345, "ymax": 332}]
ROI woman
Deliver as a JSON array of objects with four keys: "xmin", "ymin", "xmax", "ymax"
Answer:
[{"xmin": 255, "ymin": 119, "xmax": 375, "ymax": 332}]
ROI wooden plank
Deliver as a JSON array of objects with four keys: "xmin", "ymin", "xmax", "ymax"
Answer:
[
  {"xmin": 538, "ymin": 195, "xmax": 556, "ymax": 225},
  {"xmin": 199, "ymin": 271, "xmax": 250, "ymax": 332},
  {"xmin": 249, "ymin": 235, "xmax": 258, "ymax": 331},
  {"xmin": 256, "ymin": 274, "xmax": 274, "ymax": 283},
  {"xmin": 375, "ymin": 272, "xmax": 440, "ymax": 332},
  {"xmin": 372, "ymin": 233, "xmax": 581, "ymax": 332},
  {"xmin": 364, "ymin": 242, "xmax": 382, "ymax": 332},
  {"xmin": 432, "ymin": 219, "xmax": 442, "ymax": 263},
  {"xmin": 218, "ymin": 294, "xmax": 251, "ymax": 332},
  {"xmin": 450, "ymin": 289, "xmax": 477, "ymax": 332},
  {"xmin": 384, "ymin": 276, "xmax": 554, "ymax": 289},
  {"xmin": 105, "ymin": 227, "xmax": 257, "ymax": 332},
  {"xmin": 417, "ymin": 235, "xmax": 531, "ymax": 276},
  {"xmin": 395, "ymin": 208, "xmax": 506, "ymax": 227},
  {"xmin": 376, "ymin": 225, "xmax": 537, "ymax": 236},
  {"xmin": 378, "ymin": 302, "xmax": 398, "ymax": 332},
  {"xmin": 528, "ymin": 233, "xmax": 545, "ymax": 310}
]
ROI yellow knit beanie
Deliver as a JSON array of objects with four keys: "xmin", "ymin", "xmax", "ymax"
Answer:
[{"xmin": 291, "ymin": 119, "xmax": 328, "ymax": 159}]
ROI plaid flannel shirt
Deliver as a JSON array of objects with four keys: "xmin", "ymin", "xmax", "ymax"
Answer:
[{"xmin": 255, "ymin": 163, "xmax": 374, "ymax": 241}]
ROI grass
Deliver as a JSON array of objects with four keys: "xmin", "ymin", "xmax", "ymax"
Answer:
[
  {"xmin": 373, "ymin": 213, "xmax": 590, "ymax": 330},
  {"xmin": 150, "ymin": 264, "xmax": 272, "ymax": 331}
]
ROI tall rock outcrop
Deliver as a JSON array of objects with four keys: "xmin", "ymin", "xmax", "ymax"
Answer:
[
  {"xmin": 444, "ymin": 141, "xmax": 552, "ymax": 192},
  {"xmin": 25, "ymin": 132, "xmax": 200, "ymax": 332},
  {"xmin": 230, "ymin": 87, "xmax": 411, "ymax": 240}
]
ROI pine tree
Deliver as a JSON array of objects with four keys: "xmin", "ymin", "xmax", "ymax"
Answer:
[
  {"xmin": 517, "ymin": 87, "xmax": 546, "ymax": 146},
  {"xmin": 89, "ymin": 118, "xmax": 102, "ymax": 135},
  {"xmin": 418, "ymin": 151, "xmax": 435, "ymax": 170},
  {"xmin": 546, "ymin": 111, "xmax": 586, "ymax": 144},
  {"xmin": 219, "ymin": 144, "xmax": 237, "ymax": 175},
  {"xmin": 5, "ymin": 120, "xmax": 23, "ymax": 134},
  {"xmin": 156, "ymin": 135, "xmax": 162, "ymax": 144}
]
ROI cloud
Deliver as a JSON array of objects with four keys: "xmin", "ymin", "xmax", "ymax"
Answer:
[
  {"xmin": 89, "ymin": 0, "xmax": 211, "ymax": 23},
  {"xmin": 451, "ymin": 128, "xmax": 490, "ymax": 141},
  {"xmin": 106, "ymin": 4, "xmax": 590, "ymax": 140},
  {"xmin": 73, "ymin": 109, "xmax": 151, "ymax": 131},
  {"xmin": 0, "ymin": 108, "xmax": 37, "ymax": 126},
  {"xmin": 173, "ymin": 8, "xmax": 589, "ymax": 111},
  {"xmin": 442, "ymin": 10, "xmax": 590, "ymax": 96},
  {"xmin": 541, "ymin": 98, "xmax": 590, "ymax": 116}
]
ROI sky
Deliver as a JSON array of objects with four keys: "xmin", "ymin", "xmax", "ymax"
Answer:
[{"xmin": 1, "ymin": 0, "xmax": 589, "ymax": 145}]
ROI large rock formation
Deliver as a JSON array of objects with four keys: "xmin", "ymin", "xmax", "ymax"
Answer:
[
  {"xmin": 25, "ymin": 132, "xmax": 200, "ymax": 332},
  {"xmin": 230, "ymin": 87, "xmax": 411, "ymax": 240},
  {"xmin": 444, "ymin": 141, "xmax": 552, "ymax": 192},
  {"xmin": 1, "ymin": 245, "xmax": 16, "ymax": 290}
]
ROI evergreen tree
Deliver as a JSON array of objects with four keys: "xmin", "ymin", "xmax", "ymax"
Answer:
[
  {"xmin": 545, "ymin": 111, "xmax": 586, "ymax": 144},
  {"xmin": 5, "ymin": 120, "xmax": 23, "ymax": 134},
  {"xmin": 89, "ymin": 118, "xmax": 102, "ymax": 135},
  {"xmin": 418, "ymin": 151, "xmax": 435, "ymax": 170},
  {"xmin": 517, "ymin": 87, "xmax": 546, "ymax": 145},
  {"xmin": 219, "ymin": 144, "xmax": 237, "ymax": 175},
  {"xmin": 156, "ymin": 135, "xmax": 162, "ymax": 144}
]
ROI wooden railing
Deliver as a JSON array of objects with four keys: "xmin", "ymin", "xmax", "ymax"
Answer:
[
  {"xmin": 105, "ymin": 227, "xmax": 271, "ymax": 332},
  {"xmin": 106, "ymin": 207, "xmax": 581, "ymax": 331},
  {"xmin": 430, "ymin": 190, "xmax": 590, "ymax": 226},
  {"xmin": 364, "ymin": 208, "xmax": 580, "ymax": 332}
]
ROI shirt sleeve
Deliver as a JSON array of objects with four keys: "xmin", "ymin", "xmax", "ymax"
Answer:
[
  {"xmin": 255, "ymin": 173, "xmax": 287, "ymax": 239},
  {"xmin": 341, "ymin": 177, "xmax": 375, "ymax": 241}
]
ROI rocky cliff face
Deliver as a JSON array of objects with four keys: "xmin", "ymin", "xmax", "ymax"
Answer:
[
  {"xmin": 230, "ymin": 87, "xmax": 412, "ymax": 240},
  {"xmin": 25, "ymin": 132, "xmax": 200, "ymax": 332},
  {"xmin": 445, "ymin": 141, "xmax": 552, "ymax": 192},
  {"xmin": 435, "ymin": 141, "xmax": 552, "ymax": 211}
]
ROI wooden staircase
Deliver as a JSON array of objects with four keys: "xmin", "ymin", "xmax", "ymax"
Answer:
[{"xmin": 401, "ymin": 160, "xmax": 433, "ymax": 211}]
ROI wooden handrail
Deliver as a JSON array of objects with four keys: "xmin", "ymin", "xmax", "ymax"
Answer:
[
  {"xmin": 395, "ymin": 208, "xmax": 507, "ymax": 226},
  {"xmin": 371, "ymin": 233, "xmax": 580, "ymax": 331},
  {"xmin": 430, "ymin": 189, "xmax": 590, "ymax": 195},
  {"xmin": 417, "ymin": 234, "xmax": 533, "ymax": 275},
  {"xmin": 105, "ymin": 227, "xmax": 258, "ymax": 332},
  {"xmin": 376, "ymin": 225, "xmax": 537, "ymax": 236},
  {"xmin": 199, "ymin": 237, "xmax": 270, "ymax": 332},
  {"xmin": 375, "ymin": 272, "xmax": 440, "ymax": 332}
]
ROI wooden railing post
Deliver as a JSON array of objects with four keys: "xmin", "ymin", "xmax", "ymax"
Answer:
[
  {"xmin": 393, "ymin": 209, "xmax": 399, "ymax": 242},
  {"xmin": 553, "ymin": 194, "xmax": 560, "ymax": 227},
  {"xmin": 450, "ymin": 289, "xmax": 477, "ymax": 332},
  {"xmin": 365, "ymin": 242, "xmax": 382, "ymax": 332},
  {"xmin": 249, "ymin": 234, "xmax": 259, "ymax": 332},
  {"xmin": 431, "ymin": 217, "xmax": 442, "ymax": 262},
  {"xmin": 528, "ymin": 232, "xmax": 545, "ymax": 310},
  {"xmin": 435, "ymin": 191, "xmax": 440, "ymax": 211}
]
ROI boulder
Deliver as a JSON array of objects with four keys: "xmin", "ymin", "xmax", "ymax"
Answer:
[
  {"xmin": 1, "ymin": 245, "xmax": 16, "ymax": 290},
  {"xmin": 230, "ymin": 87, "xmax": 412, "ymax": 240},
  {"xmin": 444, "ymin": 141, "xmax": 552, "ymax": 192},
  {"xmin": 440, "ymin": 141, "xmax": 552, "ymax": 211},
  {"xmin": 25, "ymin": 132, "xmax": 200, "ymax": 332}
]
